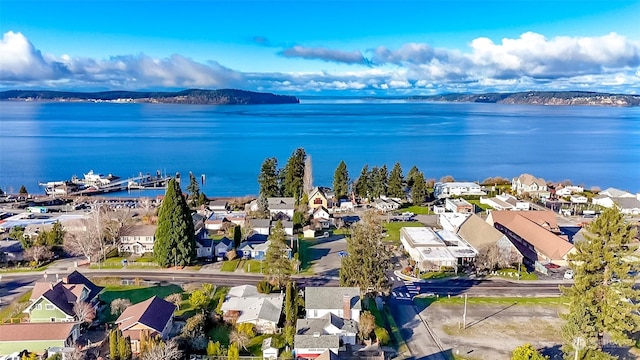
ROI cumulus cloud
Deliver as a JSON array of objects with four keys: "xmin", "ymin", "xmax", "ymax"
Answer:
[
  {"xmin": 279, "ymin": 45, "xmax": 369, "ymax": 65},
  {"xmin": 1, "ymin": 30, "xmax": 640, "ymax": 94}
]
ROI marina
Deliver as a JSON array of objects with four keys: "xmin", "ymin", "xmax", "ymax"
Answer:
[{"xmin": 39, "ymin": 170, "xmax": 171, "ymax": 196}]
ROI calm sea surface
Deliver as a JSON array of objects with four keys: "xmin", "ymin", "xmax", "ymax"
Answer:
[{"xmin": 0, "ymin": 100, "xmax": 638, "ymax": 196}]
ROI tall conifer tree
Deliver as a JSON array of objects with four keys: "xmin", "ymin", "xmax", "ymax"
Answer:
[
  {"xmin": 283, "ymin": 148, "xmax": 306, "ymax": 202},
  {"xmin": 264, "ymin": 220, "xmax": 293, "ymax": 286},
  {"xmin": 355, "ymin": 164, "xmax": 370, "ymax": 199},
  {"xmin": 154, "ymin": 178, "xmax": 196, "ymax": 267},
  {"xmin": 561, "ymin": 207, "xmax": 639, "ymax": 357},
  {"xmin": 258, "ymin": 157, "xmax": 280, "ymax": 197},
  {"xmin": 411, "ymin": 172, "xmax": 427, "ymax": 205},
  {"xmin": 333, "ymin": 160, "xmax": 349, "ymax": 199},
  {"xmin": 388, "ymin": 162, "xmax": 405, "ymax": 198}
]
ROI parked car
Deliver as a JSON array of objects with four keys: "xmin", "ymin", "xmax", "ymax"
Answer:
[{"xmin": 564, "ymin": 270, "xmax": 574, "ymax": 279}]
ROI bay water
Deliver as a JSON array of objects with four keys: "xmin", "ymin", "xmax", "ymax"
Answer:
[{"xmin": 0, "ymin": 100, "xmax": 638, "ymax": 196}]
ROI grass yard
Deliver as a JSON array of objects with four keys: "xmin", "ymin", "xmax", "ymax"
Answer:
[
  {"xmin": 467, "ymin": 199, "xmax": 492, "ymax": 212},
  {"xmin": 420, "ymin": 271, "xmax": 456, "ymax": 280},
  {"xmin": 297, "ymin": 238, "xmax": 316, "ymax": 274},
  {"xmin": 220, "ymin": 259, "xmax": 240, "ymax": 272},
  {"xmin": 383, "ymin": 221, "xmax": 424, "ymax": 242},
  {"xmin": 399, "ymin": 205, "xmax": 432, "ymax": 214},
  {"xmin": 0, "ymin": 290, "xmax": 32, "ymax": 322},
  {"xmin": 492, "ymin": 268, "xmax": 538, "ymax": 280},
  {"xmin": 99, "ymin": 284, "xmax": 183, "ymax": 322},
  {"xmin": 243, "ymin": 259, "xmax": 263, "ymax": 274}
]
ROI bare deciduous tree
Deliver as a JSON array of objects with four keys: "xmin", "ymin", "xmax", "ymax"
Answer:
[
  {"xmin": 73, "ymin": 301, "xmax": 96, "ymax": 325},
  {"xmin": 111, "ymin": 298, "xmax": 132, "ymax": 315},
  {"xmin": 64, "ymin": 215, "xmax": 103, "ymax": 263},
  {"xmin": 164, "ymin": 293, "xmax": 182, "ymax": 310},
  {"xmin": 142, "ymin": 340, "xmax": 182, "ymax": 360},
  {"xmin": 225, "ymin": 249, "xmax": 238, "ymax": 261},
  {"xmin": 24, "ymin": 246, "xmax": 54, "ymax": 265},
  {"xmin": 229, "ymin": 329, "xmax": 250, "ymax": 351}
]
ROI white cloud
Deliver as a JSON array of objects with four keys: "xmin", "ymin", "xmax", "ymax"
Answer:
[{"xmin": 279, "ymin": 45, "xmax": 368, "ymax": 65}]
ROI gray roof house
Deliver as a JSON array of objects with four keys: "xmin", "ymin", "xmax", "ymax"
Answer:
[
  {"xmin": 220, "ymin": 285, "xmax": 284, "ymax": 334},
  {"xmin": 305, "ymin": 287, "xmax": 361, "ymax": 323},
  {"xmin": 294, "ymin": 334, "xmax": 340, "ymax": 358},
  {"xmin": 297, "ymin": 312, "xmax": 358, "ymax": 345}
]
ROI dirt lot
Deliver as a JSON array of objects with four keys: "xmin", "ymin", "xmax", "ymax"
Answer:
[{"xmin": 421, "ymin": 302, "xmax": 566, "ymax": 360}]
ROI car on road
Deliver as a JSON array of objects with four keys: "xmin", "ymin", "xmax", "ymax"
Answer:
[{"xmin": 564, "ymin": 270, "xmax": 574, "ymax": 279}]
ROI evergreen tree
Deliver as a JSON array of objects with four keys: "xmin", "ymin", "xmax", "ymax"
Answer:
[
  {"xmin": 369, "ymin": 166, "xmax": 381, "ymax": 199},
  {"xmin": 355, "ymin": 164, "xmax": 370, "ymax": 199},
  {"xmin": 339, "ymin": 211, "xmax": 390, "ymax": 296},
  {"xmin": 258, "ymin": 157, "xmax": 280, "ymax": 197},
  {"xmin": 18, "ymin": 185, "xmax": 28, "ymax": 195},
  {"xmin": 118, "ymin": 333, "xmax": 131, "ymax": 360},
  {"xmin": 46, "ymin": 221, "xmax": 65, "ymax": 247},
  {"xmin": 561, "ymin": 207, "xmax": 640, "ymax": 354},
  {"xmin": 264, "ymin": 220, "xmax": 293, "ymax": 287},
  {"xmin": 333, "ymin": 160, "xmax": 349, "ymax": 199},
  {"xmin": 186, "ymin": 171, "xmax": 200, "ymax": 207},
  {"xmin": 406, "ymin": 165, "xmax": 420, "ymax": 189},
  {"xmin": 284, "ymin": 281, "xmax": 298, "ymax": 328},
  {"xmin": 378, "ymin": 164, "xmax": 388, "ymax": 197},
  {"xmin": 283, "ymin": 148, "xmax": 306, "ymax": 202},
  {"xmin": 233, "ymin": 225, "xmax": 242, "ymax": 248},
  {"xmin": 388, "ymin": 162, "xmax": 405, "ymax": 198},
  {"xmin": 411, "ymin": 172, "xmax": 427, "ymax": 205},
  {"xmin": 197, "ymin": 192, "xmax": 208, "ymax": 207},
  {"xmin": 123, "ymin": 336, "xmax": 132, "ymax": 360},
  {"xmin": 109, "ymin": 329, "xmax": 120, "ymax": 360},
  {"xmin": 154, "ymin": 178, "xmax": 196, "ymax": 267}
]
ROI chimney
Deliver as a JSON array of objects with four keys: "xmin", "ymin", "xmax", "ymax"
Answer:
[
  {"xmin": 343, "ymin": 294, "xmax": 351, "ymax": 320},
  {"xmin": 49, "ymin": 282, "xmax": 54, "ymax": 290}
]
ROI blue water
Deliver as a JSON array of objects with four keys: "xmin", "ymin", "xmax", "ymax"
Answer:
[{"xmin": 0, "ymin": 100, "xmax": 638, "ymax": 196}]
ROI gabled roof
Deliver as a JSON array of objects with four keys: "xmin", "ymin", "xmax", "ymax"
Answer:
[
  {"xmin": 296, "ymin": 312, "xmax": 358, "ymax": 335},
  {"xmin": 250, "ymin": 219, "xmax": 272, "ymax": 229},
  {"xmin": 457, "ymin": 214, "xmax": 506, "ymax": 249},
  {"xmin": 305, "ymin": 287, "xmax": 361, "ymax": 310},
  {"xmin": 116, "ymin": 296, "xmax": 176, "ymax": 333},
  {"xmin": 316, "ymin": 349, "xmax": 340, "ymax": 360},
  {"xmin": 514, "ymin": 173, "xmax": 546, "ymax": 187},
  {"xmin": 228, "ymin": 285, "xmax": 258, "ymax": 298},
  {"xmin": 0, "ymin": 322, "xmax": 79, "ymax": 342},
  {"xmin": 28, "ymin": 282, "xmax": 76, "ymax": 317},
  {"xmin": 497, "ymin": 210, "xmax": 559, "ymax": 230},
  {"xmin": 220, "ymin": 292, "xmax": 284, "ymax": 324},
  {"xmin": 120, "ymin": 225, "xmax": 157, "ymax": 237},
  {"xmin": 600, "ymin": 187, "xmax": 634, "ymax": 198},
  {"xmin": 489, "ymin": 211, "xmax": 574, "ymax": 260},
  {"xmin": 267, "ymin": 197, "xmax": 295, "ymax": 209},
  {"xmin": 65, "ymin": 270, "xmax": 104, "ymax": 301},
  {"xmin": 309, "ymin": 187, "xmax": 328, "ymax": 199},
  {"xmin": 197, "ymin": 238, "xmax": 213, "ymax": 248},
  {"xmin": 214, "ymin": 237, "xmax": 233, "ymax": 249},
  {"xmin": 613, "ymin": 197, "xmax": 640, "ymax": 210},
  {"xmin": 294, "ymin": 334, "xmax": 340, "ymax": 349}
]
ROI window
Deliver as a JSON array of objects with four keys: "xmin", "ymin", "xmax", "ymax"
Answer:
[
  {"xmin": 45, "ymin": 304, "xmax": 55, "ymax": 310},
  {"xmin": 314, "ymin": 198, "xmax": 323, "ymax": 204},
  {"xmin": 50, "ymin": 317, "xmax": 56, "ymax": 322},
  {"xmin": 35, "ymin": 304, "xmax": 42, "ymax": 310}
]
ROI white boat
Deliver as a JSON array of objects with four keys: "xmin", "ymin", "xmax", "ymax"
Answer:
[{"xmin": 71, "ymin": 170, "xmax": 120, "ymax": 187}]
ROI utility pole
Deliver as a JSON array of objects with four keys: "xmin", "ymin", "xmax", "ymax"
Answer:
[{"xmin": 462, "ymin": 293, "xmax": 468, "ymax": 329}]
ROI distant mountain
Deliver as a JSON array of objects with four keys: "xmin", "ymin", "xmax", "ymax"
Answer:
[
  {"xmin": 408, "ymin": 91, "xmax": 640, "ymax": 106},
  {"xmin": 0, "ymin": 89, "xmax": 300, "ymax": 105}
]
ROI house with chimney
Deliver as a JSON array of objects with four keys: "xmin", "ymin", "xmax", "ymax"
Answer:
[
  {"xmin": 267, "ymin": 197, "xmax": 295, "ymax": 220},
  {"xmin": 115, "ymin": 296, "xmax": 176, "ymax": 353},
  {"xmin": 304, "ymin": 287, "xmax": 361, "ymax": 322},
  {"xmin": 25, "ymin": 271, "xmax": 103, "ymax": 322}
]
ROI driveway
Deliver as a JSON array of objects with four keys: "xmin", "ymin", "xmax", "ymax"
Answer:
[{"xmin": 303, "ymin": 235, "xmax": 347, "ymax": 278}]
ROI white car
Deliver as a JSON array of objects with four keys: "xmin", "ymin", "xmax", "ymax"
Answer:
[{"xmin": 564, "ymin": 270, "xmax": 574, "ymax": 279}]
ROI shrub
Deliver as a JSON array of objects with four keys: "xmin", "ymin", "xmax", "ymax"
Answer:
[
  {"xmin": 111, "ymin": 298, "xmax": 132, "ymax": 316},
  {"xmin": 257, "ymin": 280, "xmax": 273, "ymax": 294},
  {"xmin": 374, "ymin": 327, "xmax": 390, "ymax": 345}
]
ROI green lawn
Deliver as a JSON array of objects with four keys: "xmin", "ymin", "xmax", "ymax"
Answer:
[
  {"xmin": 0, "ymin": 290, "xmax": 32, "ymax": 322},
  {"xmin": 243, "ymin": 259, "xmax": 264, "ymax": 273},
  {"xmin": 297, "ymin": 238, "xmax": 316, "ymax": 274},
  {"xmin": 414, "ymin": 296, "xmax": 564, "ymax": 307},
  {"xmin": 467, "ymin": 199, "xmax": 492, "ymax": 212},
  {"xmin": 492, "ymin": 268, "xmax": 538, "ymax": 280},
  {"xmin": 99, "ymin": 284, "xmax": 183, "ymax": 322},
  {"xmin": 247, "ymin": 334, "xmax": 272, "ymax": 355},
  {"xmin": 420, "ymin": 271, "xmax": 456, "ymax": 280},
  {"xmin": 220, "ymin": 259, "xmax": 240, "ymax": 272},
  {"xmin": 383, "ymin": 222, "xmax": 425, "ymax": 242},
  {"xmin": 399, "ymin": 205, "xmax": 432, "ymax": 215}
]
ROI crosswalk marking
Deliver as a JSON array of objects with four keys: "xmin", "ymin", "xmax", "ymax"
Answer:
[{"xmin": 392, "ymin": 291, "xmax": 398, "ymax": 297}]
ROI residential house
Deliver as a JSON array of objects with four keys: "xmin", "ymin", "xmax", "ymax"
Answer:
[
  {"xmin": 309, "ymin": 187, "xmax": 332, "ymax": 211},
  {"xmin": 115, "ymin": 296, "xmax": 176, "ymax": 353},
  {"xmin": 592, "ymin": 195, "xmax": 615, "ymax": 208},
  {"xmin": 456, "ymin": 214, "xmax": 523, "ymax": 267},
  {"xmin": 511, "ymin": 174, "xmax": 549, "ymax": 197},
  {"xmin": 294, "ymin": 334, "xmax": 339, "ymax": 359},
  {"xmin": 433, "ymin": 182, "xmax": 486, "ymax": 199},
  {"xmin": 372, "ymin": 198, "xmax": 400, "ymax": 212},
  {"xmin": 313, "ymin": 206, "xmax": 331, "ymax": 221},
  {"xmin": 209, "ymin": 200, "xmax": 229, "ymax": 212},
  {"xmin": 613, "ymin": 198, "xmax": 640, "ymax": 215},
  {"xmin": 555, "ymin": 185, "xmax": 584, "ymax": 197},
  {"xmin": 599, "ymin": 187, "xmax": 635, "ymax": 198},
  {"xmin": 487, "ymin": 211, "xmax": 575, "ymax": 269},
  {"xmin": 444, "ymin": 198, "xmax": 473, "ymax": 214},
  {"xmin": 213, "ymin": 237, "xmax": 234, "ymax": 260},
  {"xmin": 267, "ymin": 197, "xmax": 295, "ymax": 220},
  {"xmin": 297, "ymin": 312, "xmax": 358, "ymax": 346},
  {"xmin": 236, "ymin": 240, "xmax": 292, "ymax": 260},
  {"xmin": 220, "ymin": 285, "xmax": 284, "ymax": 334},
  {"xmin": 23, "ymin": 223, "xmax": 53, "ymax": 242},
  {"xmin": 570, "ymin": 195, "xmax": 588, "ymax": 204},
  {"xmin": 250, "ymin": 219, "xmax": 272, "ymax": 236},
  {"xmin": 195, "ymin": 238, "xmax": 214, "ymax": 259},
  {"xmin": 592, "ymin": 192, "xmax": 640, "ymax": 214},
  {"xmin": 205, "ymin": 212, "xmax": 247, "ymax": 231},
  {"xmin": 0, "ymin": 322, "xmax": 80, "ymax": 356},
  {"xmin": 480, "ymin": 196, "xmax": 514, "ymax": 211},
  {"xmin": 302, "ymin": 226, "xmax": 317, "ymax": 239},
  {"xmin": 119, "ymin": 225, "xmax": 157, "ymax": 255},
  {"xmin": 26, "ymin": 271, "xmax": 103, "ymax": 322},
  {"xmin": 305, "ymin": 287, "xmax": 361, "ymax": 323}
]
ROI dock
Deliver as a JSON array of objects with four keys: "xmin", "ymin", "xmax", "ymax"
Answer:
[{"xmin": 67, "ymin": 174, "xmax": 171, "ymax": 196}]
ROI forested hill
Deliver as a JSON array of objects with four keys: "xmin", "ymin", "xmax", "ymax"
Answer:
[
  {"xmin": 0, "ymin": 89, "xmax": 300, "ymax": 105},
  {"xmin": 408, "ymin": 91, "xmax": 640, "ymax": 106}
]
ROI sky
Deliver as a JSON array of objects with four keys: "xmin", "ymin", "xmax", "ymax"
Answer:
[{"xmin": 1, "ymin": 0, "xmax": 640, "ymax": 95}]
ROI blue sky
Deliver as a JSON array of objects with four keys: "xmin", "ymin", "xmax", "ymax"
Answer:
[{"xmin": 1, "ymin": 0, "xmax": 639, "ymax": 95}]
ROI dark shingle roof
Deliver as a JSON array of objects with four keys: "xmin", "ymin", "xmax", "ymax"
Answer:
[
  {"xmin": 116, "ymin": 296, "xmax": 175, "ymax": 333},
  {"xmin": 65, "ymin": 270, "xmax": 104, "ymax": 301}
]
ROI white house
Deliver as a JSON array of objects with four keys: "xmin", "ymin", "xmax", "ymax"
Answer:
[
  {"xmin": 220, "ymin": 285, "xmax": 284, "ymax": 334},
  {"xmin": 119, "ymin": 225, "xmax": 157, "ymax": 254},
  {"xmin": 372, "ymin": 198, "xmax": 400, "ymax": 212},
  {"xmin": 480, "ymin": 196, "xmax": 513, "ymax": 211},
  {"xmin": 433, "ymin": 182, "xmax": 485, "ymax": 199},
  {"xmin": 438, "ymin": 212, "xmax": 471, "ymax": 232},
  {"xmin": 250, "ymin": 219, "xmax": 272, "ymax": 235},
  {"xmin": 294, "ymin": 334, "xmax": 339, "ymax": 359},
  {"xmin": 599, "ymin": 188, "xmax": 634, "ymax": 198},
  {"xmin": 556, "ymin": 185, "xmax": 584, "ymax": 196},
  {"xmin": 296, "ymin": 312, "xmax": 358, "ymax": 345},
  {"xmin": 511, "ymin": 174, "xmax": 548, "ymax": 196},
  {"xmin": 267, "ymin": 197, "xmax": 295, "ymax": 220},
  {"xmin": 305, "ymin": 287, "xmax": 361, "ymax": 323},
  {"xmin": 262, "ymin": 337, "xmax": 279, "ymax": 360},
  {"xmin": 313, "ymin": 206, "xmax": 331, "ymax": 220},
  {"xmin": 614, "ymin": 198, "xmax": 640, "ymax": 215},
  {"xmin": 570, "ymin": 195, "xmax": 588, "ymax": 204}
]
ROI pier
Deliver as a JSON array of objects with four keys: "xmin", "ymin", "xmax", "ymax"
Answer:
[{"xmin": 67, "ymin": 174, "xmax": 171, "ymax": 196}]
